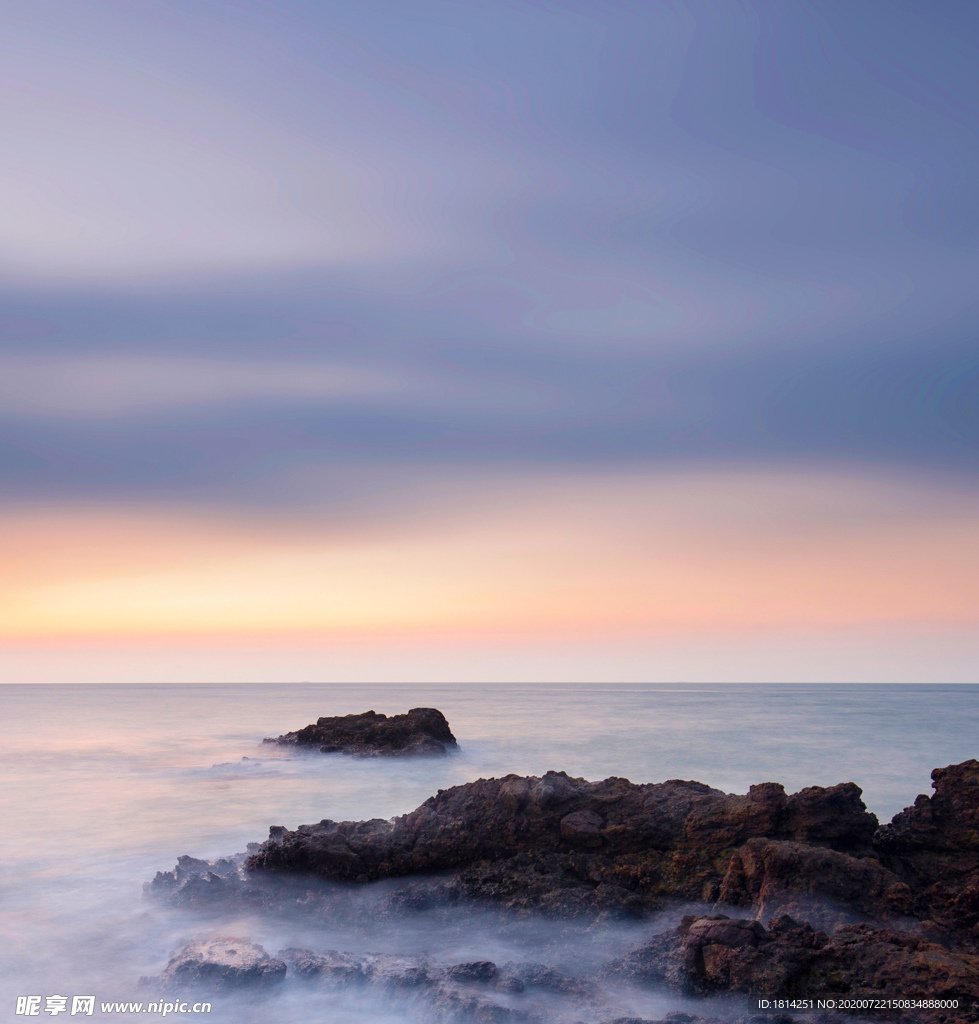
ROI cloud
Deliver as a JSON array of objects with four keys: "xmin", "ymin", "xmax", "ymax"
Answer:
[
  {"xmin": 0, "ymin": 74, "xmax": 388, "ymax": 281},
  {"xmin": 1, "ymin": 0, "xmax": 978, "ymax": 681},
  {"xmin": 0, "ymin": 2, "xmax": 529, "ymax": 284},
  {"xmin": 0, "ymin": 356, "xmax": 397, "ymax": 417},
  {"xmin": 0, "ymin": 352, "xmax": 584, "ymax": 426}
]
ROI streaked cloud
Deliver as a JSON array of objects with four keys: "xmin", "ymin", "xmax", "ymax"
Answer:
[
  {"xmin": 0, "ymin": 352, "xmax": 584, "ymax": 425},
  {"xmin": 0, "ymin": 356, "xmax": 397, "ymax": 417},
  {"xmin": 0, "ymin": 2, "xmax": 524, "ymax": 283}
]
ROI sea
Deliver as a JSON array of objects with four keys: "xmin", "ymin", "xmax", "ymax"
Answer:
[{"xmin": 1, "ymin": 682, "xmax": 976, "ymax": 1023}]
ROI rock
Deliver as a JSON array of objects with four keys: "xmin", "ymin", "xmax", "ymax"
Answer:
[
  {"xmin": 503, "ymin": 962, "xmax": 591, "ymax": 997},
  {"xmin": 150, "ymin": 937, "xmax": 286, "ymax": 992},
  {"xmin": 152, "ymin": 757, "xmax": 979, "ymax": 1020},
  {"xmin": 263, "ymin": 707, "xmax": 458, "ymax": 756},
  {"xmin": 240, "ymin": 760, "xmax": 979, "ymax": 939},
  {"xmin": 281, "ymin": 948, "xmax": 432, "ymax": 987},
  {"xmin": 145, "ymin": 854, "xmax": 246, "ymax": 909},
  {"xmin": 605, "ymin": 913, "xmax": 979, "ymax": 1023},
  {"xmin": 246, "ymin": 769, "xmax": 882, "ymax": 918},
  {"xmin": 875, "ymin": 759, "xmax": 979, "ymax": 938},
  {"xmin": 718, "ymin": 837, "xmax": 912, "ymax": 925},
  {"xmin": 444, "ymin": 961, "xmax": 498, "ymax": 983},
  {"xmin": 145, "ymin": 848, "xmax": 475, "ymax": 919},
  {"xmin": 560, "ymin": 809, "xmax": 604, "ymax": 847},
  {"xmin": 278, "ymin": 948, "xmax": 578, "ymax": 1022}
]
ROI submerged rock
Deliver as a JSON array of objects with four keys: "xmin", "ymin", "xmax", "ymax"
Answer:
[
  {"xmin": 145, "ymin": 934, "xmax": 839, "ymax": 1024},
  {"xmin": 264, "ymin": 707, "xmax": 458, "ymax": 756},
  {"xmin": 279, "ymin": 947, "xmax": 593, "ymax": 1022},
  {"xmin": 145, "ymin": 849, "xmax": 254, "ymax": 910},
  {"xmin": 147, "ymin": 937, "xmax": 286, "ymax": 992},
  {"xmin": 282, "ymin": 948, "xmax": 433, "ymax": 987}
]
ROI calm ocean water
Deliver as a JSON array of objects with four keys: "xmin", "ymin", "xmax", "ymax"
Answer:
[{"xmin": 1, "ymin": 683, "xmax": 976, "ymax": 1022}]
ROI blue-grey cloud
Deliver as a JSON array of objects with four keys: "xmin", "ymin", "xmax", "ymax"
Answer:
[{"xmin": 1, "ymin": 0, "xmax": 977, "ymax": 507}]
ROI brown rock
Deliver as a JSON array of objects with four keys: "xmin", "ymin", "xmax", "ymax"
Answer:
[
  {"xmin": 560, "ymin": 809, "xmax": 604, "ymax": 847},
  {"xmin": 718, "ymin": 837, "xmax": 913, "ymax": 923},
  {"xmin": 876, "ymin": 759, "xmax": 979, "ymax": 937},
  {"xmin": 263, "ymin": 707, "xmax": 458, "ymax": 757},
  {"xmin": 606, "ymin": 914, "xmax": 979, "ymax": 1023},
  {"xmin": 246, "ymin": 769, "xmax": 883, "ymax": 919}
]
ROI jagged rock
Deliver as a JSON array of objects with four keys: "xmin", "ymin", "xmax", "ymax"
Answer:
[
  {"xmin": 263, "ymin": 707, "xmax": 458, "ymax": 756},
  {"xmin": 240, "ymin": 761, "xmax": 979, "ymax": 936},
  {"xmin": 148, "ymin": 937, "xmax": 286, "ymax": 992},
  {"xmin": 876, "ymin": 759, "xmax": 979, "ymax": 939},
  {"xmin": 149, "ymin": 758, "xmax": 979, "ymax": 1019},
  {"xmin": 145, "ymin": 852, "xmax": 248, "ymax": 909},
  {"xmin": 605, "ymin": 913, "xmax": 979, "ymax": 1023},
  {"xmin": 145, "ymin": 849, "xmax": 473, "ymax": 918},
  {"xmin": 246, "ymin": 769, "xmax": 882, "ymax": 917}
]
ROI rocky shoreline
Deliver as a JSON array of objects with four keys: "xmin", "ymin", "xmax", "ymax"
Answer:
[{"xmin": 146, "ymin": 759, "xmax": 979, "ymax": 1022}]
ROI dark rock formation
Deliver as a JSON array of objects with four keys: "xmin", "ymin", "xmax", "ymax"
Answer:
[
  {"xmin": 875, "ymin": 758, "xmax": 979, "ymax": 941},
  {"xmin": 145, "ymin": 849, "xmax": 256, "ymax": 910},
  {"xmin": 143, "ymin": 937, "xmax": 286, "ymax": 992},
  {"xmin": 605, "ymin": 913, "xmax": 979, "ymax": 1024},
  {"xmin": 246, "ymin": 769, "xmax": 899, "ymax": 919},
  {"xmin": 264, "ymin": 707, "xmax": 458, "ymax": 756},
  {"xmin": 145, "ymin": 847, "xmax": 476, "ymax": 920},
  {"xmin": 151, "ymin": 760, "xmax": 979, "ymax": 1020}
]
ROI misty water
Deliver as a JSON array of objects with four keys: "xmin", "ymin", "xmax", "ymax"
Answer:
[{"xmin": 2, "ymin": 682, "xmax": 977, "ymax": 1022}]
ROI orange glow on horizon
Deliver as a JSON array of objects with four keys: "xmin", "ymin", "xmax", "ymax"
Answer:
[{"xmin": 0, "ymin": 468, "xmax": 976, "ymax": 642}]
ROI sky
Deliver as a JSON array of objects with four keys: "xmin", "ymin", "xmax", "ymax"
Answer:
[{"xmin": 1, "ymin": 0, "xmax": 977, "ymax": 682}]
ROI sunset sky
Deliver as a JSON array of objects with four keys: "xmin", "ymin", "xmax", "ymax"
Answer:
[{"xmin": 2, "ymin": 0, "xmax": 977, "ymax": 681}]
